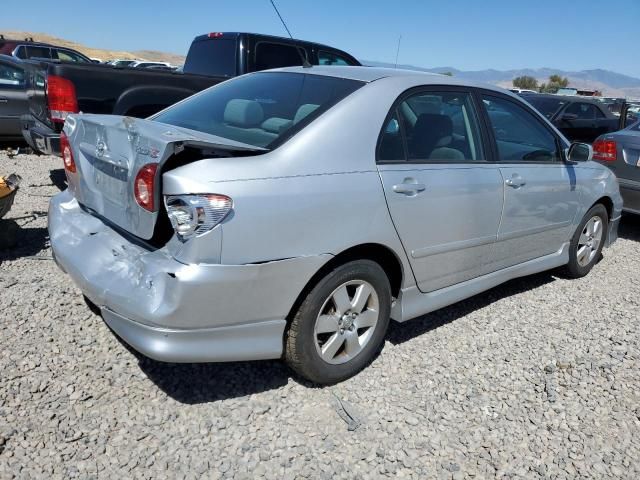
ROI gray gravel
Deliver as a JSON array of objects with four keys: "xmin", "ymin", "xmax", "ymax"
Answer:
[{"xmin": 1, "ymin": 149, "xmax": 640, "ymax": 479}]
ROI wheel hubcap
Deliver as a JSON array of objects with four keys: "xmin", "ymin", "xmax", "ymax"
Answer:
[
  {"xmin": 313, "ymin": 280, "xmax": 380, "ymax": 365},
  {"xmin": 577, "ymin": 216, "xmax": 603, "ymax": 267}
]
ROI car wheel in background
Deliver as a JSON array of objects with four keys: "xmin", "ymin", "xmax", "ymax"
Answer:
[
  {"xmin": 285, "ymin": 260, "xmax": 391, "ymax": 384},
  {"xmin": 562, "ymin": 204, "xmax": 608, "ymax": 278}
]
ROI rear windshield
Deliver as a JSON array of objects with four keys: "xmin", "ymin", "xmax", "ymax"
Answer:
[
  {"xmin": 523, "ymin": 96, "xmax": 567, "ymax": 119},
  {"xmin": 184, "ymin": 38, "xmax": 237, "ymax": 77},
  {"xmin": 153, "ymin": 72, "xmax": 364, "ymax": 149}
]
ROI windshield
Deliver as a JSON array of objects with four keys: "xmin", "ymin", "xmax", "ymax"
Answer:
[
  {"xmin": 153, "ymin": 72, "xmax": 364, "ymax": 149},
  {"xmin": 524, "ymin": 96, "xmax": 568, "ymax": 119}
]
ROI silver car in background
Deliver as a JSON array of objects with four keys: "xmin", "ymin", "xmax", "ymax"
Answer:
[
  {"xmin": 48, "ymin": 67, "xmax": 622, "ymax": 384},
  {"xmin": 593, "ymin": 120, "xmax": 640, "ymax": 214}
]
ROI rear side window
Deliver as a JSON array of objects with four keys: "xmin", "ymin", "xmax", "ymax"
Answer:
[
  {"xmin": 379, "ymin": 90, "xmax": 484, "ymax": 163},
  {"xmin": 184, "ymin": 38, "xmax": 237, "ymax": 77},
  {"xmin": 482, "ymin": 95, "xmax": 560, "ymax": 162},
  {"xmin": 318, "ymin": 50, "xmax": 352, "ymax": 66},
  {"xmin": 565, "ymin": 102, "xmax": 599, "ymax": 120},
  {"xmin": 0, "ymin": 62, "xmax": 24, "ymax": 87},
  {"xmin": 254, "ymin": 42, "xmax": 306, "ymax": 70},
  {"xmin": 153, "ymin": 72, "xmax": 364, "ymax": 149},
  {"xmin": 25, "ymin": 46, "xmax": 52, "ymax": 60}
]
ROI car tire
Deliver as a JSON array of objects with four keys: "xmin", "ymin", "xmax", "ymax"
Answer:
[
  {"xmin": 285, "ymin": 259, "xmax": 391, "ymax": 384},
  {"xmin": 562, "ymin": 204, "xmax": 608, "ymax": 279}
]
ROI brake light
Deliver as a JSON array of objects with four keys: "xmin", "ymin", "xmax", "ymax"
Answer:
[
  {"xmin": 165, "ymin": 194, "xmax": 233, "ymax": 240},
  {"xmin": 207, "ymin": 32, "xmax": 224, "ymax": 38},
  {"xmin": 593, "ymin": 139, "xmax": 617, "ymax": 162},
  {"xmin": 47, "ymin": 75, "xmax": 78, "ymax": 123},
  {"xmin": 134, "ymin": 164, "xmax": 159, "ymax": 211},
  {"xmin": 59, "ymin": 131, "xmax": 76, "ymax": 173}
]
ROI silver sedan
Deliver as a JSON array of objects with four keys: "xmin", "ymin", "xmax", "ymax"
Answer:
[{"xmin": 48, "ymin": 66, "xmax": 622, "ymax": 384}]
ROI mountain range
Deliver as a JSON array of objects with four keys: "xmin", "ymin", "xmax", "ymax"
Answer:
[{"xmin": 364, "ymin": 61, "xmax": 640, "ymax": 99}]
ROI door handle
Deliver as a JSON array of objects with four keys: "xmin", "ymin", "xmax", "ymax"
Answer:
[
  {"xmin": 393, "ymin": 179, "xmax": 426, "ymax": 196},
  {"xmin": 505, "ymin": 175, "xmax": 526, "ymax": 188}
]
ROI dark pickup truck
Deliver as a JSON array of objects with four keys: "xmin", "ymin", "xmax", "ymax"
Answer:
[
  {"xmin": 20, "ymin": 32, "xmax": 360, "ymax": 155},
  {"xmin": 520, "ymin": 93, "xmax": 629, "ymax": 144}
]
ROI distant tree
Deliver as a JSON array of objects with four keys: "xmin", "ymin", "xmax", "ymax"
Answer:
[
  {"xmin": 539, "ymin": 75, "xmax": 570, "ymax": 93},
  {"xmin": 442, "ymin": 71, "xmax": 453, "ymax": 76},
  {"xmin": 512, "ymin": 76, "xmax": 538, "ymax": 90}
]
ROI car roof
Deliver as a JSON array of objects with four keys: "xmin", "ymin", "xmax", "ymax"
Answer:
[{"xmin": 264, "ymin": 65, "xmax": 511, "ymax": 94}]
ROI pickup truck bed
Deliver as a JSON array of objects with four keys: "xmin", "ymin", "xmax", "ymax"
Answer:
[{"xmin": 20, "ymin": 32, "xmax": 360, "ymax": 155}]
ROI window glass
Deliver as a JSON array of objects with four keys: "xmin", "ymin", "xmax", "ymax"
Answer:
[
  {"xmin": 565, "ymin": 102, "xmax": 598, "ymax": 120},
  {"xmin": 594, "ymin": 107, "xmax": 606, "ymax": 119},
  {"xmin": 0, "ymin": 62, "xmax": 24, "ymax": 86},
  {"xmin": 184, "ymin": 39, "xmax": 236, "ymax": 77},
  {"xmin": 25, "ymin": 46, "xmax": 51, "ymax": 59},
  {"xmin": 483, "ymin": 95, "xmax": 560, "ymax": 162},
  {"xmin": 378, "ymin": 111, "xmax": 404, "ymax": 161},
  {"xmin": 255, "ymin": 42, "xmax": 306, "ymax": 70},
  {"xmin": 154, "ymin": 72, "xmax": 363, "ymax": 149},
  {"xmin": 522, "ymin": 95, "xmax": 567, "ymax": 119},
  {"xmin": 380, "ymin": 91, "xmax": 483, "ymax": 162},
  {"xmin": 318, "ymin": 50, "xmax": 351, "ymax": 66},
  {"xmin": 54, "ymin": 49, "xmax": 88, "ymax": 63}
]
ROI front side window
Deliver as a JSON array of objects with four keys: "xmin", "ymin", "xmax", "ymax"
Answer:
[
  {"xmin": 54, "ymin": 49, "xmax": 89, "ymax": 63},
  {"xmin": 0, "ymin": 62, "xmax": 24, "ymax": 87},
  {"xmin": 565, "ymin": 102, "xmax": 598, "ymax": 120},
  {"xmin": 523, "ymin": 96, "xmax": 567, "ymax": 119},
  {"xmin": 318, "ymin": 51, "xmax": 352, "ymax": 66},
  {"xmin": 483, "ymin": 95, "xmax": 560, "ymax": 162},
  {"xmin": 379, "ymin": 90, "xmax": 484, "ymax": 162},
  {"xmin": 153, "ymin": 72, "xmax": 363, "ymax": 149},
  {"xmin": 254, "ymin": 42, "xmax": 306, "ymax": 70}
]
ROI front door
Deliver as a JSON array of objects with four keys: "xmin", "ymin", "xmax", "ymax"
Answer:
[
  {"xmin": 481, "ymin": 93, "xmax": 580, "ymax": 269},
  {"xmin": 377, "ymin": 88, "xmax": 504, "ymax": 293}
]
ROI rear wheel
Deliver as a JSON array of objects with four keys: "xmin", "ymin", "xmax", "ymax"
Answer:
[
  {"xmin": 562, "ymin": 204, "xmax": 608, "ymax": 278},
  {"xmin": 285, "ymin": 260, "xmax": 391, "ymax": 384}
]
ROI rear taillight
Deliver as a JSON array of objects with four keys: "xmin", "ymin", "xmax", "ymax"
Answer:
[
  {"xmin": 59, "ymin": 131, "xmax": 76, "ymax": 173},
  {"xmin": 47, "ymin": 75, "xmax": 78, "ymax": 124},
  {"xmin": 593, "ymin": 139, "xmax": 617, "ymax": 162},
  {"xmin": 134, "ymin": 164, "xmax": 159, "ymax": 211},
  {"xmin": 164, "ymin": 194, "xmax": 233, "ymax": 241}
]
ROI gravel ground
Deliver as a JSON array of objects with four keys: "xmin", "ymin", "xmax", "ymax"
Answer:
[{"xmin": 1, "ymin": 149, "xmax": 639, "ymax": 479}]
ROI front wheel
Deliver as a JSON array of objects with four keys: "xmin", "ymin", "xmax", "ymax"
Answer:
[
  {"xmin": 285, "ymin": 260, "xmax": 391, "ymax": 384},
  {"xmin": 562, "ymin": 204, "xmax": 608, "ymax": 278}
]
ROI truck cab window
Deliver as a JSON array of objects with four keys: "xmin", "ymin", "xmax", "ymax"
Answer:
[{"xmin": 255, "ymin": 42, "xmax": 306, "ymax": 70}]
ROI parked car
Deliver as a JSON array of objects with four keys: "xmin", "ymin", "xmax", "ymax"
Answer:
[
  {"xmin": 520, "ymin": 93, "xmax": 625, "ymax": 143},
  {"xmin": 0, "ymin": 36, "xmax": 91, "ymax": 63},
  {"xmin": 509, "ymin": 88, "xmax": 537, "ymax": 94},
  {"xmin": 105, "ymin": 59, "xmax": 138, "ymax": 67},
  {"xmin": 593, "ymin": 120, "xmax": 640, "ymax": 214},
  {"xmin": 21, "ymin": 32, "xmax": 361, "ymax": 155},
  {"xmin": 48, "ymin": 67, "xmax": 622, "ymax": 384},
  {"xmin": 0, "ymin": 55, "xmax": 28, "ymax": 142},
  {"xmin": 129, "ymin": 61, "xmax": 173, "ymax": 69}
]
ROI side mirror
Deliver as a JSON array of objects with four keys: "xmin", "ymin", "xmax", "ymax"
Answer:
[
  {"xmin": 567, "ymin": 142, "xmax": 593, "ymax": 162},
  {"xmin": 561, "ymin": 113, "xmax": 578, "ymax": 121}
]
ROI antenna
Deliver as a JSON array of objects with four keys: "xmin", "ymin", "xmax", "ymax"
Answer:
[
  {"xmin": 270, "ymin": 0, "xmax": 293, "ymax": 39},
  {"xmin": 394, "ymin": 35, "xmax": 402, "ymax": 69}
]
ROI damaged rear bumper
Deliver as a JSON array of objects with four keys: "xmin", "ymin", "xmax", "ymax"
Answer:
[{"xmin": 48, "ymin": 189, "xmax": 331, "ymax": 362}]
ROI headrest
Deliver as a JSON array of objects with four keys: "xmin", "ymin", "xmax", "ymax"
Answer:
[
  {"xmin": 414, "ymin": 113, "xmax": 453, "ymax": 146},
  {"xmin": 293, "ymin": 104, "xmax": 320, "ymax": 124},
  {"xmin": 261, "ymin": 117, "xmax": 292, "ymax": 134},
  {"xmin": 224, "ymin": 99, "xmax": 264, "ymax": 127}
]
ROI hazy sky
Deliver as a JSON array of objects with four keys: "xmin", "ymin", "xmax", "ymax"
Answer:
[{"xmin": 2, "ymin": 0, "xmax": 639, "ymax": 77}]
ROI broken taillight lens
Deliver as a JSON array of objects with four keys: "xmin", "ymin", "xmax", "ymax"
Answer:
[{"xmin": 164, "ymin": 194, "xmax": 232, "ymax": 240}]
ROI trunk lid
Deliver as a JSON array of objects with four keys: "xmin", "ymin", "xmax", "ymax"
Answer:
[{"xmin": 64, "ymin": 114, "xmax": 265, "ymax": 240}]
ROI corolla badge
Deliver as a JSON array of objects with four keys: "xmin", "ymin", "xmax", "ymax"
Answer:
[{"xmin": 136, "ymin": 145, "xmax": 160, "ymax": 158}]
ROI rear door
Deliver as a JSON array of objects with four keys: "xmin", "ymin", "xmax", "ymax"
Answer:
[
  {"xmin": 377, "ymin": 87, "xmax": 504, "ymax": 293},
  {"xmin": 0, "ymin": 59, "xmax": 27, "ymax": 138},
  {"xmin": 480, "ymin": 92, "xmax": 579, "ymax": 269},
  {"xmin": 557, "ymin": 102, "xmax": 600, "ymax": 143}
]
